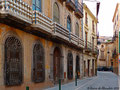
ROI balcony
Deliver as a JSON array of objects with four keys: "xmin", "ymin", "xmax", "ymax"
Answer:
[
  {"xmin": 0, "ymin": 0, "xmax": 32, "ymax": 26},
  {"xmin": 75, "ymin": 2, "xmax": 83, "ymax": 18},
  {"xmin": 84, "ymin": 41, "xmax": 92, "ymax": 52},
  {"xmin": 52, "ymin": 22, "xmax": 70, "ymax": 42},
  {"xmin": 71, "ymin": 32, "xmax": 84, "ymax": 48},
  {"xmin": 0, "ymin": 0, "xmax": 84, "ymax": 49},
  {"xmin": 66, "ymin": 0, "xmax": 75, "ymax": 11},
  {"xmin": 32, "ymin": 10, "xmax": 53, "ymax": 36},
  {"xmin": 53, "ymin": 23, "xmax": 84, "ymax": 49}
]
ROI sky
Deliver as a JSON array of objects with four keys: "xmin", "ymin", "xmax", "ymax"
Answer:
[{"xmin": 84, "ymin": 0, "xmax": 120, "ymax": 37}]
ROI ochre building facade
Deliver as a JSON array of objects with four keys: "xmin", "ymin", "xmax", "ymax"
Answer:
[{"xmin": 0, "ymin": 0, "xmax": 98, "ymax": 90}]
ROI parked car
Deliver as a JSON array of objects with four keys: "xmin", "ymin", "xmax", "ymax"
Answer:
[
  {"xmin": 97, "ymin": 66, "xmax": 113, "ymax": 72},
  {"xmin": 109, "ymin": 67, "xmax": 113, "ymax": 72}
]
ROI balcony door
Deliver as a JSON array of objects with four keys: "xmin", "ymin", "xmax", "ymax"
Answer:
[
  {"xmin": 32, "ymin": 0, "xmax": 42, "ymax": 12},
  {"xmin": 67, "ymin": 16, "xmax": 71, "ymax": 32}
]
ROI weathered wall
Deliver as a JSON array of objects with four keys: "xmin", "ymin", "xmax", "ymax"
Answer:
[{"xmin": 0, "ymin": 23, "xmax": 83, "ymax": 90}]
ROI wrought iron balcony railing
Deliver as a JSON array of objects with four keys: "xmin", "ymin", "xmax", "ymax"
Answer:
[
  {"xmin": 0, "ymin": 0, "xmax": 32, "ymax": 24},
  {"xmin": 75, "ymin": 1, "xmax": 83, "ymax": 18}
]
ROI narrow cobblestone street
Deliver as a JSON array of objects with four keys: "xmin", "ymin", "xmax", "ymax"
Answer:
[{"xmin": 45, "ymin": 71, "xmax": 119, "ymax": 90}]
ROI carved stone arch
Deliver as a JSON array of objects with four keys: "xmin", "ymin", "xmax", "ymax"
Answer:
[
  {"xmin": 32, "ymin": 40, "xmax": 45, "ymax": 83},
  {"xmin": 4, "ymin": 35, "xmax": 23, "ymax": 86},
  {"xmin": 49, "ymin": 45, "xmax": 64, "ymax": 82},
  {"xmin": 67, "ymin": 50, "xmax": 73, "ymax": 80}
]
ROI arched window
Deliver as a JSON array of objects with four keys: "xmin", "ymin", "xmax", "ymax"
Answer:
[
  {"xmin": 4, "ymin": 36, "xmax": 22, "ymax": 86},
  {"xmin": 53, "ymin": 3, "xmax": 60, "ymax": 23},
  {"xmin": 67, "ymin": 16, "xmax": 71, "ymax": 32},
  {"xmin": 32, "ymin": 0, "xmax": 42, "ymax": 12},
  {"xmin": 67, "ymin": 52, "xmax": 73, "ymax": 79},
  {"xmin": 75, "ymin": 23, "xmax": 79, "ymax": 37},
  {"xmin": 33, "ymin": 42, "xmax": 45, "ymax": 83}
]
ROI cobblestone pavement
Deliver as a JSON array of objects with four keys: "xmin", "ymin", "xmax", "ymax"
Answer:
[{"xmin": 45, "ymin": 71, "xmax": 119, "ymax": 90}]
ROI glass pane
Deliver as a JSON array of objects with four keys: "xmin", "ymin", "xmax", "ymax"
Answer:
[
  {"xmin": 36, "ymin": 7, "xmax": 41, "ymax": 12},
  {"xmin": 32, "ymin": 5, "xmax": 35, "ymax": 10}
]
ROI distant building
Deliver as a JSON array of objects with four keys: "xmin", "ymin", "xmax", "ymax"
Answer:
[
  {"xmin": 83, "ymin": 3, "xmax": 98, "ymax": 77},
  {"xmin": 0, "ymin": 0, "xmax": 98, "ymax": 90},
  {"xmin": 112, "ymin": 3, "xmax": 120, "ymax": 75},
  {"xmin": 97, "ymin": 37, "xmax": 114, "ymax": 70}
]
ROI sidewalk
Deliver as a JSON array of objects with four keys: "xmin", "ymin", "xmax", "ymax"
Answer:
[{"xmin": 44, "ymin": 76, "xmax": 97, "ymax": 90}]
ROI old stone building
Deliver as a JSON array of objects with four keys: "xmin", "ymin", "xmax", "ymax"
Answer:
[
  {"xmin": 112, "ymin": 3, "xmax": 120, "ymax": 75},
  {"xmin": 83, "ymin": 4, "xmax": 98, "ymax": 77},
  {"xmin": 97, "ymin": 37, "xmax": 114, "ymax": 69},
  {"xmin": 0, "ymin": 0, "xmax": 98, "ymax": 90}
]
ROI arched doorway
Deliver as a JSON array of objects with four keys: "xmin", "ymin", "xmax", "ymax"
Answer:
[
  {"xmin": 53, "ymin": 47, "xmax": 61, "ymax": 82},
  {"xmin": 33, "ymin": 42, "xmax": 45, "ymax": 83},
  {"xmin": 76, "ymin": 55, "xmax": 80, "ymax": 78},
  {"xmin": 67, "ymin": 52, "xmax": 73, "ymax": 80}
]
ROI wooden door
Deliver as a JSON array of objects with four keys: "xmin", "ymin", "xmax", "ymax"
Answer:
[{"xmin": 53, "ymin": 47, "xmax": 61, "ymax": 81}]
